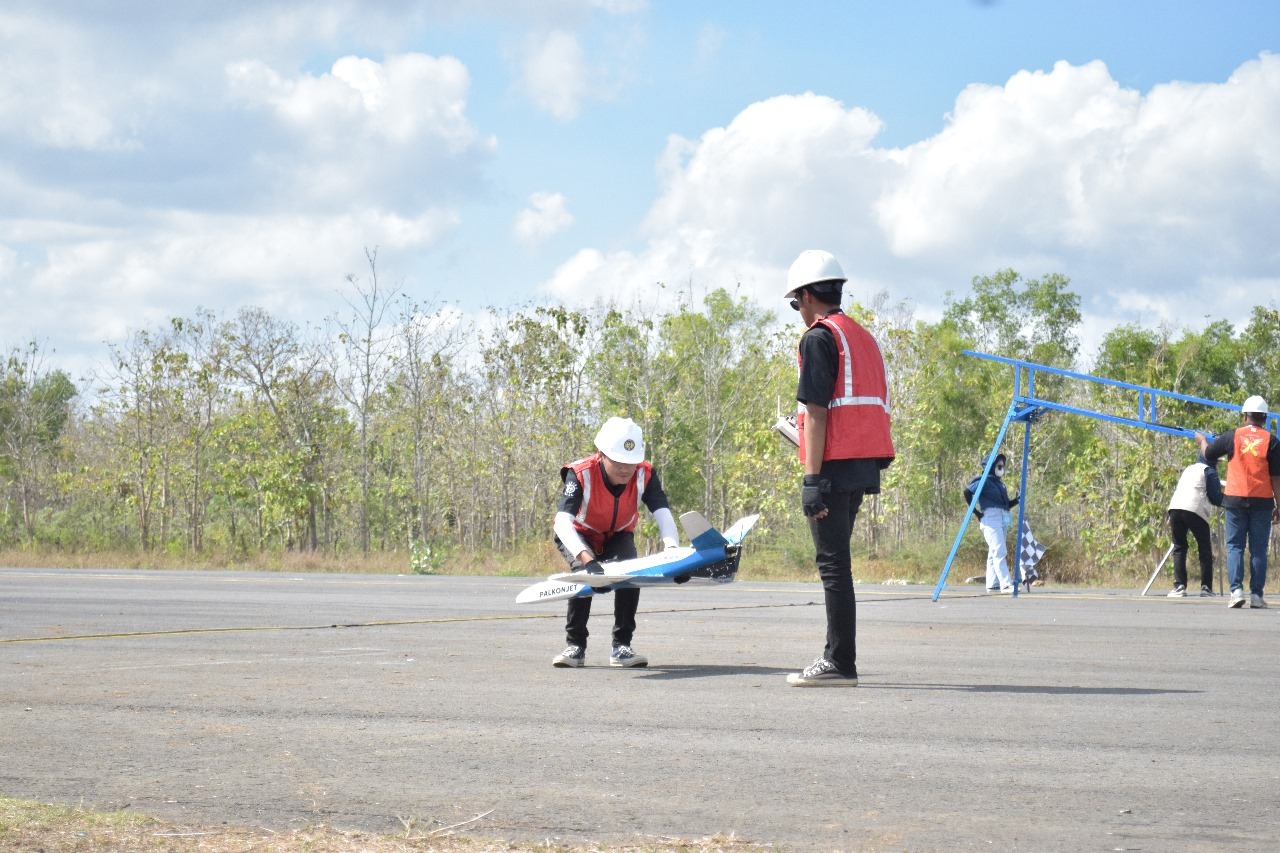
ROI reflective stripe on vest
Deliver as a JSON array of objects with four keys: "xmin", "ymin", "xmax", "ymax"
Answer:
[
  {"xmin": 796, "ymin": 312, "xmax": 895, "ymax": 463},
  {"xmin": 1225, "ymin": 425, "xmax": 1275, "ymax": 499},
  {"xmin": 566, "ymin": 453, "xmax": 648, "ymax": 552}
]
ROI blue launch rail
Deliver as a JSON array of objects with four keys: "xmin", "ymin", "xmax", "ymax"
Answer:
[{"xmin": 932, "ymin": 350, "xmax": 1262, "ymax": 601}]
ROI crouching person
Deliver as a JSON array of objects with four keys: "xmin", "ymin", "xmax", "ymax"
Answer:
[{"xmin": 550, "ymin": 416, "xmax": 680, "ymax": 668}]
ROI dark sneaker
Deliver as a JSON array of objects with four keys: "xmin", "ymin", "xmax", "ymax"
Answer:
[
  {"xmin": 1200, "ymin": 587, "xmax": 1214, "ymax": 597},
  {"xmin": 552, "ymin": 645, "xmax": 585, "ymax": 667},
  {"xmin": 786, "ymin": 657, "xmax": 858, "ymax": 687},
  {"xmin": 609, "ymin": 645, "xmax": 648, "ymax": 667},
  {"xmin": 1167, "ymin": 585, "xmax": 1186, "ymax": 598}
]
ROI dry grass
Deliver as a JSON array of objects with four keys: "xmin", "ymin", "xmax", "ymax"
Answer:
[
  {"xmin": 0, "ymin": 798, "xmax": 773, "ymax": 853},
  {"xmin": 0, "ymin": 535, "xmax": 1158, "ymax": 590}
]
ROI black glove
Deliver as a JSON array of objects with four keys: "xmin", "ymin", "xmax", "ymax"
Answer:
[
  {"xmin": 673, "ymin": 573, "xmax": 691, "ymax": 584},
  {"xmin": 802, "ymin": 474, "xmax": 828, "ymax": 518},
  {"xmin": 584, "ymin": 559, "xmax": 604, "ymax": 575}
]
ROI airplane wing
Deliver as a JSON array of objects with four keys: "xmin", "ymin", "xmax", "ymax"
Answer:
[
  {"xmin": 547, "ymin": 570, "xmax": 633, "ymax": 587},
  {"xmin": 515, "ymin": 579, "xmax": 594, "ymax": 604},
  {"xmin": 519, "ymin": 512, "xmax": 762, "ymax": 603}
]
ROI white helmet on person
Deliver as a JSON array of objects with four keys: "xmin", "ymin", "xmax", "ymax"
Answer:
[
  {"xmin": 784, "ymin": 249, "xmax": 847, "ymax": 300},
  {"xmin": 1242, "ymin": 395, "xmax": 1269, "ymax": 415},
  {"xmin": 594, "ymin": 416, "xmax": 645, "ymax": 464}
]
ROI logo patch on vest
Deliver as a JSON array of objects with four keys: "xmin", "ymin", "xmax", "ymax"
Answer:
[{"xmin": 563, "ymin": 478, "xmax": 578, "ymax": 497}]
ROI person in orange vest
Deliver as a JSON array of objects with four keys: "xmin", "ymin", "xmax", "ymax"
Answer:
[
  {"xmin": 783, "ymin": 250, "xmax": 895, "ymax": 687},
  {"xmin": 550, "ymin": 416, "xmax": 681, "ymax": 668},
  {"xmin": 1197, "ymin": 395, "xmax": 1280, "ymax": 609}
]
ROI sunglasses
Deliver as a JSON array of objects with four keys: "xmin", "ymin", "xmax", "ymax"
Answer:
[{"xmin": 789, "ymin": 299, "xmax": 800, "ymax": 311}]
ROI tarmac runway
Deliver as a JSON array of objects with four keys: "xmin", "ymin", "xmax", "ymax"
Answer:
[{"xmin": 2, "ymin": 567, "xmax": 1278, "ymax": 851}]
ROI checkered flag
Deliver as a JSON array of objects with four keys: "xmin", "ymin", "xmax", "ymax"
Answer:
[{"xmin": 1019, "ymin": 519, "xmax": 1046, "ymax": 581}]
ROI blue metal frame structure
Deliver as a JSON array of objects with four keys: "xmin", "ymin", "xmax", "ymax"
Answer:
[{"xmin": 932, "ymin": 350, "xmax": 1266, "ymax": 601}]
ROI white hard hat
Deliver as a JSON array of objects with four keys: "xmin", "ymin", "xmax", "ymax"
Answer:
[
  {"xmin": 784, "ymin": 249, "xmax": 847, "ymax": 299},
  {"xmin": 594, "ymin": 416, "xmax": 645, "ymax": 464},
  {"xmin": 1242, "ymin": 395, "xmax": 1269, "ymax": 414}
]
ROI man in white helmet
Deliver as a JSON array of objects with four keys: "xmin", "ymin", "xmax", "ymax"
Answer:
[
  {"xmin": 550, "ymin": 416, "xmax": 681, "ymax": 668},
  {"xmin": 1198, "ymin": 395, "xmax": 1280, "ymax": 608},
  {"xmin": 783, "ymin": 250, "xmax": 895, "ymax": 687}
]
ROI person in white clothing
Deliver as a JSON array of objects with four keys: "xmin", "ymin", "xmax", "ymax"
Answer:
[
  {"xmin": 964, "ymin": 452, "xmax": 1020, "ymax": 593},
  {"xmin": 1166, "ymin": 453, "xmax": 1224, "ymax": 597}
]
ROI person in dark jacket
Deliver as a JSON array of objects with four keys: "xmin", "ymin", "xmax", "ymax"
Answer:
[
  {"xmin": 964, "ymin": 452, "xmax": 1020, "ymax": 592},
  {"xmin": 1165, "ymin": 453, "xmax": 1224, "ymax": 597}
]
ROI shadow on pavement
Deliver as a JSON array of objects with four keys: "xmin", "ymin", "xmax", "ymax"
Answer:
[
  {"xmin": 633, "ymin": 664, "xmax": 797, "ymax": 680},
  {"xmin": 866, "ymin": 682, "xmax": 1202, "ymax": 695}
]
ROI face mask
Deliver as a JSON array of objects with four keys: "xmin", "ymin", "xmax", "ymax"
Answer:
[{"xmin": 994, "ymin": 464, "xmax": 1005, "ymax": 476}]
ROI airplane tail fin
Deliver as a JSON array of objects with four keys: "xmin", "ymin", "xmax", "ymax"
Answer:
[
  {"xmin": 679, "ymin": 511, "xmax": 760, "ymax": 583},
  {"xmin": 679, "ymin": 511, "xmax": 726, "ymax": 550}
]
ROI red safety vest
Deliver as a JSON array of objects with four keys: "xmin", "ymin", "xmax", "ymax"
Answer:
[
  {"xmin": 1225, "ymin": 424, "xmax": 1275, "ymax": 499},
  {"xmin": 796, "ymin": 312, "xmax": 896, "ymax": 463},
  {"xmin": 562, "ymin": 453, "xmax": 650, "ymax": 553}
]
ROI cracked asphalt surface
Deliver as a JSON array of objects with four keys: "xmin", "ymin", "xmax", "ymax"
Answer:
[{"xmin": 2, "ymin": 567, "xmax": 1278, "ymax": 851}]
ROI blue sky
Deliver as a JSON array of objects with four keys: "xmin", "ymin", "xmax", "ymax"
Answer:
[{"xmin": 3, "ymin": 0, "xmax": 1279, "ymax": 380}]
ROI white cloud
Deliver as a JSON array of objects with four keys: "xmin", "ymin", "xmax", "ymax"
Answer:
[
  {"xmin": 515, "ymin": 2, "xmax": 644, "ymax": 121},
  {"xmin": 226, "ymin": 52, "xmax": 494, "ymax": 209},
  {"xmin": 513, "ymin": 192, "xmax": 574, "ymax": 245},
  {"xmin": 543, "ymin": 55, "xmax": 1280, "ymax": 346},
  {"xmin": 543, "ymin": 91, "xmax": 894, "ymax": 308},
  {"xmin": 9, "ymin": 208, "xmax": 457, "ymax": 356},
  {"xmin": 519, "ymin": 30, "xmax": 592, "ymax": 120},
  {"xmin": 695, "ymin": 23, "xmax": 725, "ymax": 67},
  {"xmin": 0, "ymin": 11, "xmax": 151, "ymax": 150},
  {"xmin": 227, "ymin": 53, "xmax": 478, "ymax": 150}
]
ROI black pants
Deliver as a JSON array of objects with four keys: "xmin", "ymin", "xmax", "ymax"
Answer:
[
  {"xmin": 556, "ymin": 531, "xmax": 639, "ymax": 650},
  {"xmin": 1169, "ymin": 509, "xmax": 1213, "ymax": 590},
  {"xmin": 808, "ymin": 489, "xmax": 864, "ymax": 677}
]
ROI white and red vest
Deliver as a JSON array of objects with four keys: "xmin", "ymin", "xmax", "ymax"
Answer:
[
  {"xmin": 563, "ymin": 452, "xmax": 651, "ymax": 554},
  {"xmin": 797, "ymin": 312, "xmax": 895, "ymax": 463},
  {"xmin": 1225, "ymin": 424, "xmax": 1275, "ymax": 499}
]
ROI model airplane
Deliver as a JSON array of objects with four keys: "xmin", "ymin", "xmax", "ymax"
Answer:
[{"xmin": 515, "ymin": 511, "xmax": 760, "ymax": 604}]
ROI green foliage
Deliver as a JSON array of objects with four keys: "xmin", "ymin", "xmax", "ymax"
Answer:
[
  {"xmin": 409, "ymin": 541, "xmax": 448, "ymax": 574},
  {"xmin": 3, "ymin": 277, "xmax": 1276, "ymax": 585}
]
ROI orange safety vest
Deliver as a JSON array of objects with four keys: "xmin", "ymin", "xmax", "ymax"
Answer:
[
  {"xmin": 1225, "ymin": 424, "xmax": 1275, "ymax": 499},
  {"xmin": 796, "ymin": 312, "xmax": 896, "ymax": 463},
  {"xmin": 562, "ymin": 453, "xmax": 650, "ymax": 554}
]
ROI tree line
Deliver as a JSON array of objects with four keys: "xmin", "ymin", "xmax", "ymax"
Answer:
[{"xmin": 2, "ymin": 257, "xmax": 1278, "ymax": 580}]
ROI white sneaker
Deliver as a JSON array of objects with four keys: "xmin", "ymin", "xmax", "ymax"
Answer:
[
  {"xmin": 786, "ymin": 657, "xmax": 858, "ymax": 687},
  {"xmin": 609, "ymin": 645, "xmax": 648, "ymax": 667},
  {"xmin": 552, "ymin": 645, "xmax": 585, "ymax": 667},
  {"xmin": 1251, "ymin": 594, "xmax": 1268, "ymax": 609},
  {"xmin": 1167, "ymin": 585, "xmax": 1186, "ymax": 598},
  {"xmin": 1229, "ymin": 589, "xmax": 1246, "ymax": 608}
]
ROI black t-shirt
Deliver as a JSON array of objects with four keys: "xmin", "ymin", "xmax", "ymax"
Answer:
[
  {"xmin": 1203, "ymin": 426, "xmax": 1280, "ymax": 509},
  {"xmin": 556, "ymin": 462, "xmax": 671, "ymax": 516},
  {"xmin": 796, "ymin": 316, "xmax": 882, "ymax": 494}
]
